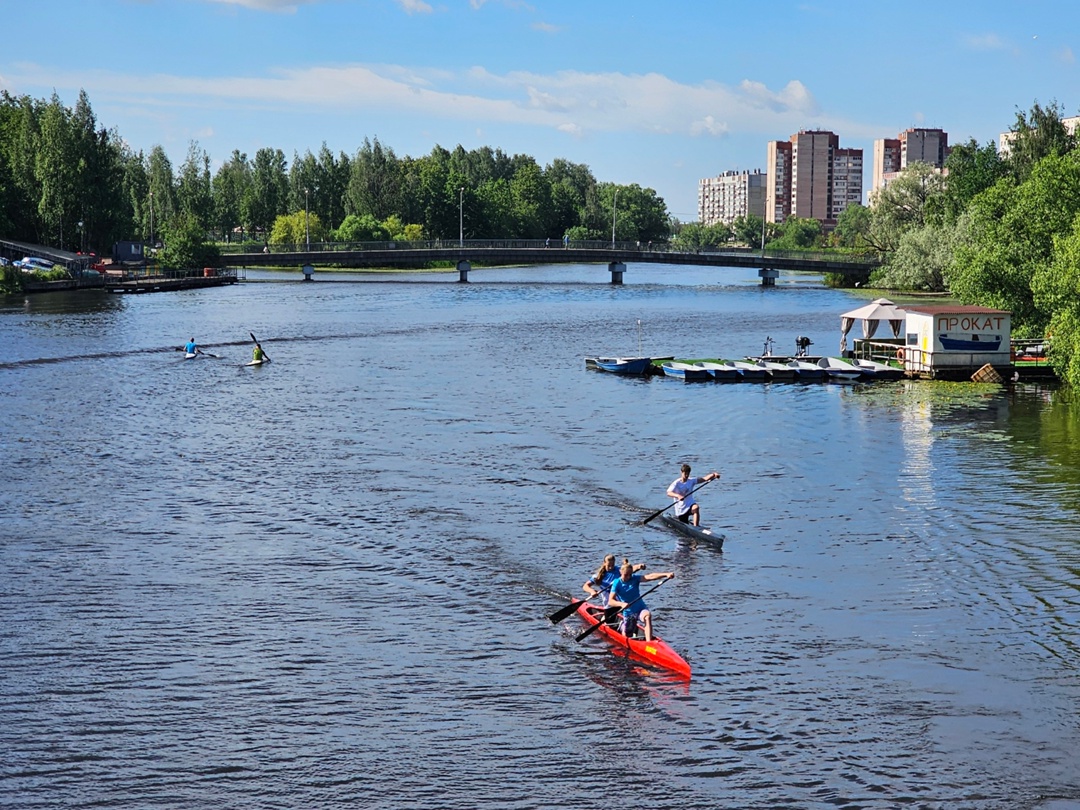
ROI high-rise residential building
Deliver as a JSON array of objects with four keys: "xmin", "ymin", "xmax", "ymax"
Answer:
[
  {"xmin": 697, "ymin": 169, "xmax": 767, "ymax": 225},
  {"xmin": 872, "ymin": 128, "xmax": 950, "ymax": 194},
  {"xmin": 765, "ymin": 141, "xmax": 792, "ymax": 223},
  {"xmin": 765, "ymin": 130, "xmax": 862, "ymax": 228}
]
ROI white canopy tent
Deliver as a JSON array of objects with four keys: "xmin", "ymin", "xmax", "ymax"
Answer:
[{"xmin": 839, "ymin": 298, "xmax": 907, "ymax": 353}]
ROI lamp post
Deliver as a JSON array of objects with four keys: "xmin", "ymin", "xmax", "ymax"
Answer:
[
  {"xmin": 611, "ymin": 187, "xmax": 619, "ymax": 248},
  {"xmin": 304, "ymin": 187, "xmax": 310, "ymax": 251},
  {"xmin": 77, "ymin": 220, "xmax": 84, "ymax": 254},
  {"xmin": 459, "ymin": 186, "xmax": 464, "ymax": 247},
  {"xmin": 148, "ymin": 190, "xmax": 154, "ymax": 251}
]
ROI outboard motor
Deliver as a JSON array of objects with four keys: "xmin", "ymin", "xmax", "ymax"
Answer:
[{"xmin": 795, "ymin": 336, "xmax": 813, "ymax": 357}]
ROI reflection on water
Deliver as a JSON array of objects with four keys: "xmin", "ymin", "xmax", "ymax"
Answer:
[{"xmin": 2, "ymin": 266, "xmax": 1080, "ymax": 809}]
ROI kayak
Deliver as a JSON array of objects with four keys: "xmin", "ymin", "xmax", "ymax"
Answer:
[
  {"xmin": 245, "ymin": 358, "xmax": 269, "ymax": 367},
  {"xmin": 184, "ymin": 352, "xmax": 200, "ymax": 359},
  {"xmin": 575, "ymin": 602, "xmax": 691, "ymax": 678},
  {"xmin": 659, "ymin": 513, "xmax": 725, "ymax": 549}
]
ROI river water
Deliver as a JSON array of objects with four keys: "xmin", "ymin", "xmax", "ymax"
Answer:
[{"xmin": 2, "ymin": 264, "xmax": 1079, "ymax": 809}]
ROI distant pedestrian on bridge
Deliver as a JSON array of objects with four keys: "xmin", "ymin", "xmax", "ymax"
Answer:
[
  {"xmin": 545, "ymin": 237, "xmax": 550, "ymax": 248},
  {"xmin": 563, "ymin": 234, "xmax": 569, "ymax": 249}
]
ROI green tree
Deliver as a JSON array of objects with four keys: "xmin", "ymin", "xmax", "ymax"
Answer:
[
  {"xmin": 831, "ymin": 204, "xmax": 873, "ymax": 250},
  {"xmin": 767, "ymin": 217, "xmax": 822, "ymax": 249},
  {"xmin": 347, "ymin": 137, "xmax": 402, "ymax": 221},
  {"xmin": 176, "ymin": 140, "xmax": 213, "ymax": 233},
  {"xmin": 866, "ymin": 162, "xmax": 946, "ymax": 253},
  {"xmin": 269, "ymin": 210, "xmax": 326, "ymax": 246},
  {"xmin": 951, "ymin": 151, "xmax": 1080, "ymax": 335},
  {"xmin": 1035, "ymin": 217, "xmax": 1080, "ymax": 387},
  {"xmin": 159, "ymin": 212, "xmax": 220, "ymax": 270},
  {"xmin": 334, "ymin": 213, "xmax": 390, "ymax": 242},
  {"xmin": 212, "ymin": 150, "xmax": 251, "ymax": 242},
  {"xmin": 933, "ymin": 138, "xmax": 1006, "ymax": 225},
  {"xmin": 870, "ymin": 222, "xmax": 956, "ymax": 292},
  {"xmin": 246, "ymin": 147, "xmax": 288, "ymax": 235},
  {"xmin": 1005, "ymin": 100, "xmax": 1077, "ymax": 182},
  {"xmin": 147, "ymin": 145, "xmax": 176, "ymax": 245}
]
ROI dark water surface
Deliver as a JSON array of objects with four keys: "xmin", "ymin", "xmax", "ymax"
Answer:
[{"xmin": 2, "ymin": 265, "xmax": 1079, "ymax": 809}]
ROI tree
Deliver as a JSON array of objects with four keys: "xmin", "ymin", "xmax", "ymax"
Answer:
[
  {"xmin": 951, "ymin": 151, "xmax": 1080, "ymax": 335},
  {"xmin": 1005, "ymin": 100, "xmax": 1077, "ymax": 182},
  {"xmin": 269, "ymin": 210, "xmax": 326, "ymax": 246},
  {"xmin": 176, "ymin": 140, "xmax": 213, "ymax": 234},
  {"xmin": 159, "ymin": 212, "xmax": 219, "ymax": 270},
  {"xmin": 246, "ymin": 147, "xmax": 288, "ymax": 235},
  {"xmin": 831, "ymin": 204, "xmax": 873, "ymax": 250},
  {"xmin": 212, "ymin": 150, "xmax": 251, "ymax": 242},
  {"xmin": 933, "ymin": 138, "xmax": 1006, "ymax": 225},
  {"xmin": 1035, "ymin": 217, "xmax": 1080, "ymax": 387},
  {"xmin": 864, "ymin": 162, "xmax": 946, "ymax": 254},
  {"xmin": 870, "ymin": 222, "xmax": 956, "ymax": 292},
  {"xmin": 767, "ymin": 217, "xmax": 822, "ymax": 250},
  {"xmin": 334, "ymin": 213, "xmax": 390, "ymax": 242},
  {"xmin": 347, "ymin": 137, "xmax": 402, "ymax": 221}
]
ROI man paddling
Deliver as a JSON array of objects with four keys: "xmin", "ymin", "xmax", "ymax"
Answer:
[
  {"xmin": 607, "ymin": 561, "xmax": 674, "ymax": 642},
  {"xmin": 667, "ymin": 464, "xmax": 719, "ymax": 527},
  {"xmin": 184, "ymin": 337, "xmax": 200, "ymax": 356}
]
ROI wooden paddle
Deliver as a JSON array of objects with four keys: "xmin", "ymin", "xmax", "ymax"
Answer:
[
  {"xmin": 574, "ymin": 576, "xmax": 672, "ymax": 642},
  {"xmin": 249, "ymin": 332, "xmax": 271, "ymax": 362},
  {"xmin": 641, "ymin": 476, "xmax": 715, "ymax": 525}
]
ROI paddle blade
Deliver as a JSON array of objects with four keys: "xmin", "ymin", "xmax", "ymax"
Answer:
[
  {"xmin": 548, "ymin": 598, "xmax": 585, "ymax": 625},
  {"xmin": 575, "ymin": 607, "xmax": 619, "ymax": 642}
]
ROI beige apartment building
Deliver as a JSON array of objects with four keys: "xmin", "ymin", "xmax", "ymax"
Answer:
[
  {"xmin": 766, "ymin": 130, "xmax": 863, "ymax": 228},
  {"xmin": 697, "ymin": 169, "xmax": 767, "ymax": 226},
  {"xmin": 872, "ymin": 128, "xmax": 950, "ymax": 194}
]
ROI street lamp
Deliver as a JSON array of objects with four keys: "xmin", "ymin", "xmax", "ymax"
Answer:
[
  {"xmin": 611, "ymin": 187, "xmax": 619, "ymax": 248},
  {"xmin": 77, "ymin": 220, "xmax": 84, "ymax": 254},
  {"xmin": 304, "ymin": 187, "xmax": 310, "ymax": 251},
  {"xmin": 148, "ymin": 190, "xmax": 154, "ymax": 251},
  {"xmin": 459, "ymin": 187, "xmax": 464, "ymax": 247}
]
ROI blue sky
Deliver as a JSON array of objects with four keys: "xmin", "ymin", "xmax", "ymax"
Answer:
[{"xmin": 2, "ymin": 0, "xmax": 1077, "ymax": 221}]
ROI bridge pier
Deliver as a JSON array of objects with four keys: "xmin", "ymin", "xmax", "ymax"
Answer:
[
  {"xmin": 608, "ymin": 261, "xmax": 625, "ymax": 285},
  {"xmin": 759, "ymin": 267, "xmax": 779, "ymax": 287},
  {"xmin": 457, "ymin": 260, "xmax": 470, "ymax": 283}
]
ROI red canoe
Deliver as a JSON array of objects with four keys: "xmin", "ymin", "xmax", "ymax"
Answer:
[{"xmin": 575, "ymin": 603, "xmax": 692, "ymax": 678}]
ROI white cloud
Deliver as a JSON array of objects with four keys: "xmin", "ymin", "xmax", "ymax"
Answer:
[
  {"xmin": 396, "ymin": 0, "xmax": 434, "ymax": 14},
  {"xmin": 1058, "ymin": 46, "xmax": 1076, "ymax": 64},
  {"xmin": 531, "ymin": 21, "xmax": 559, "ymax": 33},
  {"xmin": 690, "ymin": 115, "xmax": 728, "ymax": 137},
  {"xmin": 962, "ymin": 33, "xmax": 1008, "ymax": 51},
  {"xmin": 206, "ymin": 0, "xmax": 314, "ymax": 11},
  {"xmin": 2, "ymin": 60, "xmax": 861, "ymax": 142}
]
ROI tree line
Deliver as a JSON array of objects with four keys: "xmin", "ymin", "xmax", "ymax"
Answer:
[{"xmin": 0, "ymin": 89, "xmax": 672, "ymax": 263}]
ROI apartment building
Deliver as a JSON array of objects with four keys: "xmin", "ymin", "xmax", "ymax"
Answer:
[
  {"xmin": 697, "ymin": 169, "xmax": 767, "ymax": 225},
  {"xmin": 872, "ymin": 128, "xmax": 950, "ymax": 194},
  {"xmin": 766, "ymin": 130, "xmax": 863, "ymax": 228}
]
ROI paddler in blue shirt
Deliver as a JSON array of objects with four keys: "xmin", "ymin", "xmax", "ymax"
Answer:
[
  {"xmin": 582, "ymin": 555, "xmax": 645, "ymax": 606},
  {"xmin": 608, "ymin": 561, "xmax": 674, "ymax": 642},
  {"xmin": 184, "ymin": 337, "xmax": 199, "ymax": 355}
]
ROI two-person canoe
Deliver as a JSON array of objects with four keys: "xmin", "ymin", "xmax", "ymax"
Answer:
[
  {"xmin": 658, "ymin": 513, "xmax": 725, "ymax": 550},
  {"xmin": 575, "ymin": 602, "xmax": 691, "ymax": 678}
]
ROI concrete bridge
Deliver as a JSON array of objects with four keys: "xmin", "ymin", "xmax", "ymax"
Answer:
[{"xmin": 219, "ymin": 239, "xmax": 881, "ymax": 285}]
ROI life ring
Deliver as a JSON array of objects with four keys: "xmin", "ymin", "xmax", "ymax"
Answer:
[{"xmin": 895, "ymin": 348, "xmax": 905, "ymax": 362}]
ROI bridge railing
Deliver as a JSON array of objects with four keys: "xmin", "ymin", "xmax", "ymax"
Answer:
[{"xmin": 217, "ymin": 238, "xmax": 880, "ymax": 265}]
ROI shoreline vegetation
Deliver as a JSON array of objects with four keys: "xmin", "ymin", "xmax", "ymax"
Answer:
[{"xmin": 3, "ymin": 91, "xmax": 1080, "ymax": 384}]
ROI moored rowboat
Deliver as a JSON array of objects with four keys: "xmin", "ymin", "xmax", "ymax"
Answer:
[{"xmin": 575, "ymin": 602, "xmax": 691, "ymax": 678}]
